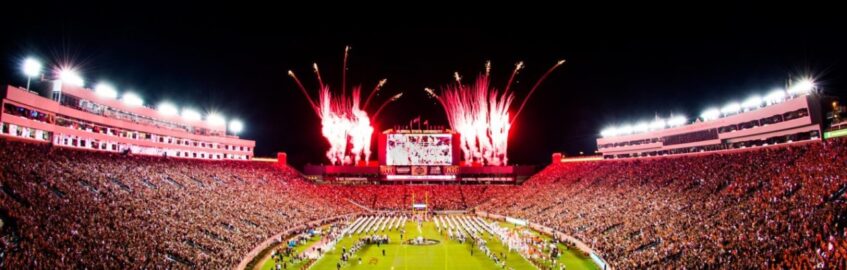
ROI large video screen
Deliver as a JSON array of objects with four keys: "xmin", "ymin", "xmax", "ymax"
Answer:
[{"xmin": 386, "ymin": 134, "xmax": 452, "ymax": 166}]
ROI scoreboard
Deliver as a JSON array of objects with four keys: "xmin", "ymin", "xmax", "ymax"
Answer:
[
  {"xmin": 378, "ymin": 129, "xmax": 461, "ymax": 180},
  {"xmin": 386, "ymin": 133, "xmax": 453, "ymax": 165}
]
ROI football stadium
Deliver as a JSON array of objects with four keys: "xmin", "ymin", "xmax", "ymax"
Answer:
[{"xmin": 2, "ymin": 7, "xmax": 847, "ymax": 270}]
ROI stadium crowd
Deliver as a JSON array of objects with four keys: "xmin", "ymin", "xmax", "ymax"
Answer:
[
  {"xmin": 316, "ymin": 184, "xmax": 512, "ymax": 211},
  {"xmin": 0, "ymin": 140, "xmax": 355, "ymax": 269},
  {"xmin": 3, "ymin": 136, "xmax": 847, "ymax": 269},
  {"xmin": 479, "ymin": 139, "xmax": 847, "ymax": 269}
]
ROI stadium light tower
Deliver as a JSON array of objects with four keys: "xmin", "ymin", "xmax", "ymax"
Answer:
[
  {"xmin": 720, "ymin": 102, "xmax": 741, "ymax": 116},
  {"xmin": 600, "ymin": 126, "xmax": 617, "ymax": 137},
  {"xmin": 617, "ymin": 125, "xmax": 634, "ymax": 135},
  {"xmin": 157, "ymin": 102, "xmax": 179, "ymax": 116},
  {"xmin": 59, "ymin": 69, "xmax": 85, "ymax": 87},
  {"xmin": 667, "ymin": 115, "xmax": 687, "ymax": 127},
  {"xmin": 229, "ymin": 119, "xmax": 244, "ymax": 135},
  {"xmin": 206, "ymin": 113, "xmax": 226, "ymax": 126},
  {"xmin": 764, "ymin": 89, "xmax": 786, "ymax": 105},
  {"xmin": 181, "ymin": 108, "xmax": 202, "ymax": 121},
  {"xmin": 701, "ymin": 108, "xmax": 720, "ymax": 121},
  {"xmin": 22, "ymin": 57, "xmax": 43, "ymax": 90},
  {"xmin": 94, "ymin": 82, "xmax": 119, "ymax": 99},
  {"xmin": 742, "ymin": 95, "xmax": 763, "ymax": 111},
  {"xmin": 633, "ymin": 122, "xmax": 649, "ymax": 133},
  {"xmin": 121, "ymin": 92, "xmax": 144, "ymax": 107},
  {"xmin": 649, "ymin": 118, "xmax": 666, "ymax": 131},
  {"xmin": 788, "ymin": 79, "xmax": 815, "ymax": 96}
]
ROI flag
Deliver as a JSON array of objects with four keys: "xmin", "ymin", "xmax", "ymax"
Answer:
[{"xmin": 410, "ymin": 116, "xmax": 421, "ymax": 127}]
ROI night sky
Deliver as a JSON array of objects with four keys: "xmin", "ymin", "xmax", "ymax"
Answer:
[{"xmin": 2, "ymin": 5, "xmax": 844, "ymax": 167}]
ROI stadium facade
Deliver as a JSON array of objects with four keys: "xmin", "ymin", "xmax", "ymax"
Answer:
[
  {"xmin": 1, "ymin": 83, "xmax": 255, "ymax": 160},
  {"xmin": 596, "ymin": 91, "xmax": 832, "ymax": 158}
]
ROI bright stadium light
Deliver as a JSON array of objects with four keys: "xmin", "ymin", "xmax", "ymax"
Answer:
[
  {"xmin": 720, "ymin": 102, "xmax": 741, "ymax": 116},
  {"xmin": 742, "ymin": 95, "xmax": 763, "ymax": 110},
  {"xmin": 788, "ymin": 79, "xmax": 815, "ymax": 95},
  {"xmin": 649, "ymin": 118, "xmax": 666, "ymax": 131},
  {"xmin": 600, "ymin": 126, "xmax": 617, "ymax": 137},
  {"xmin": 121, "ymin": 92, "xmax": 144, "ymax": 107},
  {"xmin": 157, "ymin": 102, "xmax": 179, "ymax": 116},
  {"xmin": 206, "ymin": 113, "xmax": 226, "ymax": 126},
  {"xmin": 701, "ymin": 108, "xmax": 720, "ymax": 121},
  {"xmin": 22, "ymin": 58, "xmax": 42, "ymax": 77},
  {"xmin": 764, "ymin": 89, "xmax": 786, "ymax": 105},
  {"xmin": 59, "ymin": 69, "xmax": 85, "ymax": 87},
  {"xmin": 667, "ymin": 115, "xmax": 687, "ymax": 127},
  {"xmin": 229, "ymin": 119, "xmax": 244, "ymax": 134},
  {"xmin": 22, "ymin": 57, "xmax": 43, "ymax": 90},
  {"xmin": 617, "ymin": 125, "xmax": 633, "ymax": 135},
  {"xmin": 94, "ymin": 82, "xmax": 119, "ymax": 99},
  {"xmin": 633, "ymin": 122, "xmax": 649, "ymax": 133},
  {"xmin": 181, "ymin": 108, "xmax": 202, "ymax": 121}
]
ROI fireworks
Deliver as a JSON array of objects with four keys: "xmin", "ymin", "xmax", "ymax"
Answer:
[
  {"xmin": 428, "ymin": 60, "xmax": 565, "ymax": 165},
  {"xmin": 289, "ymin": 47, "xmax": 401, "ymax": 165}
]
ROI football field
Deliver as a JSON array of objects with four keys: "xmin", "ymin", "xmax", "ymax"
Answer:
[{"xmin": 260, "ymin": 216, "xmax": 598, "ymax": 270}]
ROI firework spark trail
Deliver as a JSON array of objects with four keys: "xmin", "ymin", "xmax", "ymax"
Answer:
[
  {"xmin": 430, "ymin": 60, "xmax": 563, "ymax": 166},
  {"xmin": 313, "ymin": 63, "xmax": 325, "ymax": 90},
  {"xmin": 372, "ymin": 92, "xmax": 404, "ymax": 121},
  {"xmin": 363, "ymin": 79, "xmax": 388, "ymax": 109},
  {"xmin": 287, "ymin": 70, "xmax": 320, "ymax": 116},
  {"xmin": 342, "ymin": 46, "xmax": 350, "ymax": 98},
  {"xmin": 436, "ymin": 73, "xmax": 513, "ymax": 165},
  {"xmin": 291, "ymin": 48, "xmax": 400, "ymax": 165},
  {"xmin": 512, "ymin": 60, "xmax": 565, "ymax": 123}
]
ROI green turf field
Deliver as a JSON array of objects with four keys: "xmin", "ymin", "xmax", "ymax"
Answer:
[{"xmin": 259, "ymin": 217, "xmax": 598, "ymax": 270}]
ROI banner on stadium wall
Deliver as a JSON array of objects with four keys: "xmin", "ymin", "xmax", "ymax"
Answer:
[
  {"xmin": 379, "ymin": 166, "xmax": 395, "ymax": 175},
  {"xmin": 395, "ymin": 166, "xmax": 411, "ymax": 174},
  {"xmin": 462, "ymin": 177, "xmax": 514, "ymax": 182},
  {"xmin": 380, "ymin": 166, "xmax": 454, "ymax": 176},
  {"xmin": 825, "ymin": 129, "xmax": 847, "ymax": 139},
  {"xmin": 505, "ymin": 216, "xmax": 528, "ymax": 226},
  {"xmin": 412, "ymin": 166, "xmax": 427, "ymax": 176}
]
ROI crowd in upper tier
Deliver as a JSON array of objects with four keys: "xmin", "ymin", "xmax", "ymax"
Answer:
[
  {"xmin": 0, "ymin": 140, "xmax": 355, "ymax": 269},
  {"xmin": 316, "ymin": 184, "xmax": 513, "ymax": 211},
  {"xmin": 478, "ymin": 139, "xmax": 847, "ymax": 269}
]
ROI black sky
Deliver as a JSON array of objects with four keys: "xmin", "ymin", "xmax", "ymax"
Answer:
[{"xmin": 1, "ymin": 4, "xmax": 845, "ymax": 167}]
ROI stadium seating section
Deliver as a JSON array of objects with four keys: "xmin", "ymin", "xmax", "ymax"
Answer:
[{"xmin": 2, "ymin": 138, "xmax": 847, "ymax": 268}]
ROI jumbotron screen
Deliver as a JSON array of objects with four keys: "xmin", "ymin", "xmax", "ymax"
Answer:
[{"xmin": 386, "ymin": 134, "xmax": 453, "ymax": 165}]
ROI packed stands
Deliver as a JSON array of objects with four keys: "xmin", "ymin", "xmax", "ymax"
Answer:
[
  {"xmin": 478, "ymin": 139, "xmax": 847, "ymax": 269},
  {"xmin": 0, "ymin": 139, "xmax": 355, "ymax": 269},
  {"xmin": 4, "ymin": 136, "xmax": 847, "ymax": 269},
  {"xmin": 321, "ymin": 184, "xmax": 513, "ymax": 211}
]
